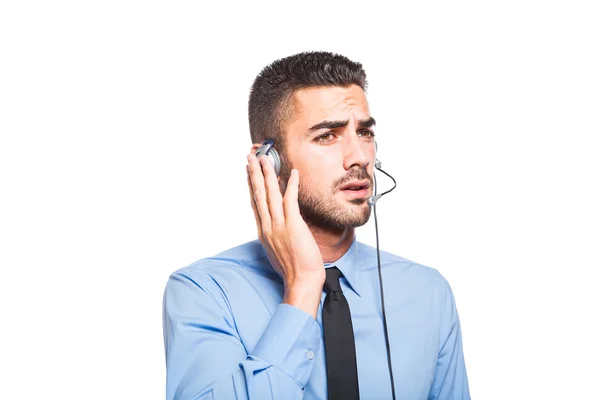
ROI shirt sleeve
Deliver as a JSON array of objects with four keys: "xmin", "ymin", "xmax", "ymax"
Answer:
[
  {"xmin": 163, "ymin": 270, "xmax": 321, "ymax": 400},
  {"xmin": 428, "ymin": 277, "xmax": 471, "ymax": 400}
]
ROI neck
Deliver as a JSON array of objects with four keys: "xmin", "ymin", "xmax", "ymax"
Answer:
[{"xmin": 308, "ymin": 225, "xmax": 355, "ymax": 263}]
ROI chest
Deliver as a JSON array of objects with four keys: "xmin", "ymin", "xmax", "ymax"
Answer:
[{"xmin": 229, "ymin": 278, "xmax": 440, "ymax": 399}]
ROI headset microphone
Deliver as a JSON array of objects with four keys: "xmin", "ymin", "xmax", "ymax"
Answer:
[{"xmin": 367, "ymin": 195, "xmax": 381, "ymax": 206}]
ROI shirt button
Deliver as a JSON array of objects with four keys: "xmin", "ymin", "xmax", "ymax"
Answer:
[{"xmin": 306, "ymin": 350, "xmax": 315, "ymax": 360}]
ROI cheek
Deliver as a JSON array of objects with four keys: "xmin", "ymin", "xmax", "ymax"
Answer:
[
  {"xmin": 299, "ymin": 163, "xmax": 336, "ymax": 191},
  {"xmin": 289, "ymin": 146, "xmax": 344, "ymax": 188}
]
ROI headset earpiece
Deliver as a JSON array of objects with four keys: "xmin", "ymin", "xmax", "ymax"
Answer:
[{"xmin": 254, "ymin": 139, "xmax": 281, "ymax": 177}]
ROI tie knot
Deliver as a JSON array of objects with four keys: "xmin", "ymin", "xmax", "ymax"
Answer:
[{"xmin": 324, "ymin": 267, "xmax": 343, "ymax": 293}]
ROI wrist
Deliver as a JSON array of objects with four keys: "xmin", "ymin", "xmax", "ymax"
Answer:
[{"xmin": 283, "ymin": 280, "xmax": 323, "ymax": 319}]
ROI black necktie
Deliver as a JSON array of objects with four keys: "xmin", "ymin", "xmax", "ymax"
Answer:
[{"xmin": 322, "ymin": 267, "xmax": 360, "ymax": 400}]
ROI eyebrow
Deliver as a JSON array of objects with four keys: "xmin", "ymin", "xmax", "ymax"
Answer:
[{"xmin": 306, "ymin": 116, "xmax": 376, "ymax": 135}]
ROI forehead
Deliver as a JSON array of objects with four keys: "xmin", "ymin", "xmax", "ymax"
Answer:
[{"xmin": 290, "ymin": 85, "xmax": 370, "ymax": 126}]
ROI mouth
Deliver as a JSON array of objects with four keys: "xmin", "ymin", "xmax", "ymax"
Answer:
[{"xmin": 339, "ymin": 180, "xmax": 371, "ymax": 198}]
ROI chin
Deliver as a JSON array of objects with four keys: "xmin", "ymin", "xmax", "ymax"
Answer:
[
  {"xmin": 298, "ymin": 191, "xmax": 372, "ymax": 230},
  {"xmin": 348, "ymin": 197, "xmax": 368, "ymax": 206},
  {"xmin": 338, "ymin": 200, "xmax": 372, "ymax": 227}
]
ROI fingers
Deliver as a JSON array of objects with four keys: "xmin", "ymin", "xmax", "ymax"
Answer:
[
  {"xmin": 247, "ymin": 154, "xmax": 272, "ymax": 232},
  {"xmin": 259, "ymin": 155, "xmax": 285, "ymax": 224},
  {"xmin": 246, "ymin": 166, "xmax": 263, "ymax": 239},
  {"xmin": 283, "ymin": 169, "xmax": 300, "ymax": 218}
]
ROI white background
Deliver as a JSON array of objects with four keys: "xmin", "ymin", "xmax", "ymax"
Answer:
[{"xmin": 1, "ymin": 1, "xmax": 599, "ymax": 399}]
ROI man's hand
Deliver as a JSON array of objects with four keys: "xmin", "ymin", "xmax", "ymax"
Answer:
[{"xmin": 247, "ymin": 153, "xmax": 325, "ymax": 319}]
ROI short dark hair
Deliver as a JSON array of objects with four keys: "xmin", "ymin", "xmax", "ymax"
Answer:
[{"xmin": 248, "ymin": 51, "xmax": 368, "ymax": 147}]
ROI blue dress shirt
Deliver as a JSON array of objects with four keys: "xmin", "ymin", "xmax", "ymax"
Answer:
[{"xmin": 163, "ymin": 238, "xmax": 470, "ymax": 399}]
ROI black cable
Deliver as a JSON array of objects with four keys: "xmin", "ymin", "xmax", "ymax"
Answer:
[
  {"xmin": 376, "ymin": 165, "xmax": 397, "ymax": 197},
  {"xmin": 373, "ymin": 171, "xmax": 396, "ymax": 400}
]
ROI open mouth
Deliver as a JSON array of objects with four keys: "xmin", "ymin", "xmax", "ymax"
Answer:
[
  {"xmin": 340, "ymin": 180, "xmax": 371, "ymax": 191},
  {"xmin": 343, "ymin": 184, "xmax": 369, "ymax": 191},
  {"xmin": 339, "ymin": 180, "xmax": 371, "ymax": 197}
]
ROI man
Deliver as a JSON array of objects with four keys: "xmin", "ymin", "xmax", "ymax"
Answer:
[{"xmin": 163, "ymin": 51, "xmax": 470, "ymax": 399}]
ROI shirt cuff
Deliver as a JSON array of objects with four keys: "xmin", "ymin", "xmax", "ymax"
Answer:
[{"xmin": 250, "ymin": 303, "xmax": 321, "ymax": 388}]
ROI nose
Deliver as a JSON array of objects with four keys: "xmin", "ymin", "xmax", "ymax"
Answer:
[{"xmin": 342, "ymin": 132, "xmax": 371, "ymax": 171}]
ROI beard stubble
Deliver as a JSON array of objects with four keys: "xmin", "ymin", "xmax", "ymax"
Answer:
[{"xmin": 279, "ymin": 161, "xmax": 373, "ymax": 231}]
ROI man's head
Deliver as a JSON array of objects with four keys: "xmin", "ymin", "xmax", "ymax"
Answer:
[{"xmin": 248, "ymin": 51, "xmax": 376, "ymax": 231}]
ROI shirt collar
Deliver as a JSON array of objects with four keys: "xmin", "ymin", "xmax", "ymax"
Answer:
[{"xmin": 324, "ymin": 236, "xmax": 362, "ymax": 297}]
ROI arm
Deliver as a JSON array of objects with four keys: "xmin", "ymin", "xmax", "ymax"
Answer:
[
  {"xmin": 163, "ymin": 271, "xmax": 321, "ymax": 400},
  {"xmin": 247, "ymin": 153, "xmax": 325, "ymax": 319},
  {"xmin": 428, "ymin": 278, "xmax": 471, "ymax": 400},
  {"xmin": 163, "ymin": 152, "xmax": 325, "ymax": 399}
]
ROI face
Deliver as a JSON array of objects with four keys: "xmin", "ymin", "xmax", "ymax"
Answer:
[{"xmin": 281, "ymin": 84, "xmax": 376, "ymax": 230}]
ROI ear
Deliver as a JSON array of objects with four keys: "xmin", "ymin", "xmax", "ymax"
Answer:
[{"xmin": 250, "ymin": 143, "xmax": 262, "ymax": 154}]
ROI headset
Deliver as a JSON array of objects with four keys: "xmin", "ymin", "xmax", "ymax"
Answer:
[
  {"xmin": 254, "ymin": 139, "xmax": 281, "ymax": 176},
  {"xmin": 255, "ymin": 139, "xmax": 398, "ymax": 400}
]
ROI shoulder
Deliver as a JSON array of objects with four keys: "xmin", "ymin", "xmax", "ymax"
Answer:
[
  {"xmin": 356, "ymin": 241, "xmax": 451, "ymax": 292},
  {"xmin": 167, "ymin": 240, "xmax": 274, "ymax": 288}
]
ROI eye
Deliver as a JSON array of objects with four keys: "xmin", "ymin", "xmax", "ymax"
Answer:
[
  {"xmin": 315, "ymin": 132, "xmax": 335, "ymax": 143},
  {"xmin": 358, "ymin": 129, "xmax": 375, "ymax": 138}
]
